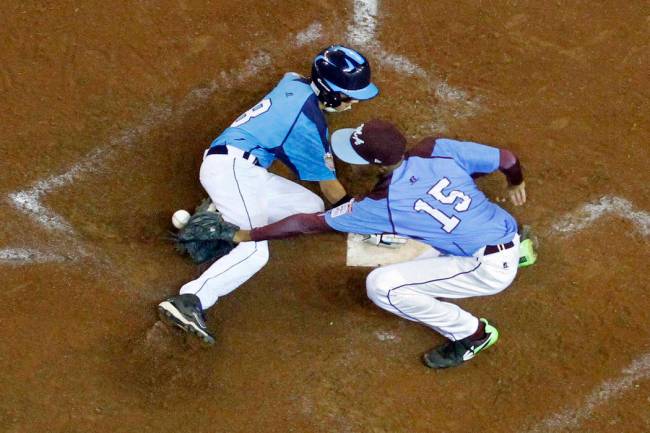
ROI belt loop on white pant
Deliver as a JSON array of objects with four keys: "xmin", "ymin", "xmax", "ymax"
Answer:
[
  {"xmin": 204, "ymin": 145, "xmax": 258, "ymax": 165},
  {"xmin": 226, "ymin": 145, "xmax": 258, "ymax": 165}
]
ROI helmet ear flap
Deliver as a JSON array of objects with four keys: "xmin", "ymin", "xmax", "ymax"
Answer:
[{"xmin": 311, "ymin": 64, "xmax": 342, "ymax": 109}]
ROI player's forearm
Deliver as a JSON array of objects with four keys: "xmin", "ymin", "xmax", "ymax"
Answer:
[
  {"xmin": 319, "ymin": 179, "xmax": 347, "ymax": 204},
  {"xmin": 234, "ymin": 213, "xmax": 333, "ymax": 243},
  {"xmin": 498, "ymin": 149, "xmax": 524, "ymax": 185},
  {"xmin": 233, "ymin": 230, "xmax": 252, "ymax": 243}
]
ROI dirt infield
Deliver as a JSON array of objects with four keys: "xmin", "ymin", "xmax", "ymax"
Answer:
[{"xmin": 1, "ymin": 1, "xmax": 649, "ymax": 432}]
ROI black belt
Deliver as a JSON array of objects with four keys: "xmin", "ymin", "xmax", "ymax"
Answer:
[
  {"xmin": 484, "ymin": 241, "xmax": 515, "ymax": 255},
  {"xmin": 206, "ymin": 145, "xmax": 261, "ymax": 166}
]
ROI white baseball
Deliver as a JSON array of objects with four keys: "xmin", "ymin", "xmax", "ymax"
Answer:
[{"xmin": 172, "ymin": 209, "xmax": 191, "ymax": 229}]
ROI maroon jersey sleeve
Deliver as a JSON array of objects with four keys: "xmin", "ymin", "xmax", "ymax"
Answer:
[{"xmin": 250, "ymin": 213, "xmax": 333, "ymax": 241}]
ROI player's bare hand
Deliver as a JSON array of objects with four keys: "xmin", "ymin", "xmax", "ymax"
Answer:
[
  {"xmin": 508, "ymin": 182, "xmax": 526, "ymax": 206},
  {"xmin": 362, "ymin": 234, "xmax": 408, "ymax": 248}
]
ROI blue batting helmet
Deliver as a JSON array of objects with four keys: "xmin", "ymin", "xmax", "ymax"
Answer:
[{"xmin": 311, "ymin": 45, "xmax": 379, "ymax": 109}]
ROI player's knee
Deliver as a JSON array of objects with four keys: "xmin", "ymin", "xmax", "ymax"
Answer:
[
  {"xmin": 366, "ymin": 268, "xmax": 394, "ymax": 305},
  {"xmin": 238, "ymin": 241, "xmax": 269, "ymax": 271},
  {"xmin": 251, "ymin": 242, "xmax": 270, "ymax": 269}
]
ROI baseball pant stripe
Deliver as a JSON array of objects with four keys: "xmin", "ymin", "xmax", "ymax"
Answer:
[
  {"xmin": 385, "ymin": 262, "xmax": 482, "ymax": 329},
  {"xmin": 232, "ymin": 158, "xmax": 254, "ymax": 229},
  {"xmin": 195, "ymin": 158, "xmax": 259, "ymax": 296}
]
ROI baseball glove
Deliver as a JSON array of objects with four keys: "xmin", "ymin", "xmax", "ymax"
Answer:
[{"xmin": 172, "ymin": 211, "xmax": 240, "ymax": 264}]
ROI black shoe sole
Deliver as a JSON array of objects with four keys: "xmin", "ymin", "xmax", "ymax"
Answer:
[
  {"xmin": 422, "ymin": 352, "xmax": 460, "ymax": 369},
  {"xmin": 157, "ymin": 304, "xmax": 215, "ymax": 345}
]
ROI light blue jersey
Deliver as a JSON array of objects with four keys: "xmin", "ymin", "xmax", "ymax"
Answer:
[
  {"xmin": 210, "ymin": 73, "xmax": 335, "ymax": 181},
  {"xmin": 325, "ymin": 138, "xmax": 518, "ymax": 256}
]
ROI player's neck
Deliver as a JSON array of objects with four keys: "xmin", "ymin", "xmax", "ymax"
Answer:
[{"xmin": 379, "ymin": 159, "xmax": 404, "ymax": 175}]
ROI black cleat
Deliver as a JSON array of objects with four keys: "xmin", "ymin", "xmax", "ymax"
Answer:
[
  {"xmin": 423, "ymin": 318, "xmax": 499, "ymax": 369},
  {"xmin": 157, "ymin": 294, "xmax": 215, "ymax": 345}
]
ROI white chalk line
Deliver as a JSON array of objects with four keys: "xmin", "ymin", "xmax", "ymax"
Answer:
[
  {"xmin": 8, "ymin": 50, "xmax": 275, "ymax": 234},
  {"xmin": 552, "ymin": 195, "xmax": 650, "ymax": 237},
  {"xmin": 295, "ymin": 22, "xmax": 324, "ymax": 47},
  {"xmin": 0, "ymin": 248, "xmax": 69, "ymax": 264},
  {"xmin": 374, "ymin": 330, "xmax": 399, "ymax": 342},
  {"xmin": 526, "ymin": 353, "xmax": 650, "ymax": 433},
  {"xmin": 3, "ymin": 24, "xmax": 321, "ymax": 265},
  {"xmin": 8, "ymin": 147, "xmax": 109, "ymax": 234},
  {"xmin": 348, "ymin": 0, "xmax": 482, "ymax": 133},
  {"xmin": 8, "ymin": 42, "xmax": 296, "ymax": 234},
  {"xmin": 348, "ymin": 0, "xmax": 424, "ymax": 77},
  {"xmin": 7, "ymin": 104, "xmax": 173, "ymax": 235},
  {"xmin": 523, "ymin": 196, "xmax": 649, "ymax": 431},
  {"xmin": 349, "ymin": 0, "xmax": 379, "ymax": 48},
  {"xmin": 375, "ymin": 48, "xmax": 426, "ymax": 78}
]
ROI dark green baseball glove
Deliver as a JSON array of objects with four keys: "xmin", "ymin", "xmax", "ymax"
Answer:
[{"xmin": 172, "ymin": 211, "xmax": 240, "ymax": 264}]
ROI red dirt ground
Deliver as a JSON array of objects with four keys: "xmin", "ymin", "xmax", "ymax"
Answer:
[{"xmin": 1, "ymin": 1, "xmax": 649, "ymax": 432}]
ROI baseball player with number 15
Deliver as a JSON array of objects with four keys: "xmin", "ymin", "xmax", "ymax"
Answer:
[{"xmin": 229, "ymin": 119, "xmax": 527, "ymax": 369}]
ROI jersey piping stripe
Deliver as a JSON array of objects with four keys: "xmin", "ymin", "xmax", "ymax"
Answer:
[
  {"xmin": 301, "ymin": 94, "xmax": 329, "ymax": 152},
  {"xmin": 278, "ymin": 100, "xmax": 304, "ymax": 151},
  {"xmin": 270, "ymin": 99, "xmax": 307, "ymax": 177},
  {"xmin": 453, "ymin": 242, "xmax": 469, "ymax": 256},
  {"xmin": 271, "ymin": 146, "xmax": 299, "ymax": 175},
  {"xmin": 385, "ymin": 262, "xmax": 482, "ymax": 334},
  {"xmin": 385, "ymin": 179, "xmax": 397, "ymax": 233},
  {"xmin": 195, "ymin": 158, "xmax": 259, "ymax": 296}
]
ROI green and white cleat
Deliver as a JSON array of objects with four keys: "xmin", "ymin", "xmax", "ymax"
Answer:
[
  {"xmin": 518, "ymin": 225, "xmax": 538, "ymax": 268},
  {"xmin": 423, "ymin": 318, "xmax": 499, "ymax": 369}
]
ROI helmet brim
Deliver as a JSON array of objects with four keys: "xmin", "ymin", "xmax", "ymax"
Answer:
[
  {"xmin": 324, "ymin": 80, "xmax": 379, "ymax": 100},
  {"xmin": 343, "ymin": 82, "xmax": 379, "ymax": 100},
  {"xmin": 331, "ymin": 128, "xmax": 370, "ymax": 165}
]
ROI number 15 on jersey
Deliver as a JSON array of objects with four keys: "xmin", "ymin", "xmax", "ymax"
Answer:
[{"xmin": 414, "ymin": 177, "xmax": 471, "ymax": 233}]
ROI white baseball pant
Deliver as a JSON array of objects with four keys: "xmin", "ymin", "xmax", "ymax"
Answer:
[
  {"xmin": 366, "ymin": 235, "xmax": 520, "ymax": 341},
  {"xmin": 179, "ymin": 148, "xmax": 324, "ymax": 309}
]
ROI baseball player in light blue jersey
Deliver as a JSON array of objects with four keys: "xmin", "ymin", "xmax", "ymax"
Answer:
[
  {"xmin": 158, "ymin": 46, "xmax": 379, "ymax": 344},
  {"xmin": 232, "ymin": 119, "xmax": 527, "ymax": 368}
]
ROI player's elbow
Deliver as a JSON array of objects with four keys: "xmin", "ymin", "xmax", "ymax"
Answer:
[{"xmin": 499, "ymin": 149, "xmax": 518, "ymax": 169}]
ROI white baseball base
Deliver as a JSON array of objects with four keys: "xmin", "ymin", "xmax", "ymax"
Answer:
[{"xmin": 346, "ymin": 233, "xmax": 434, "ymax": 267}]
